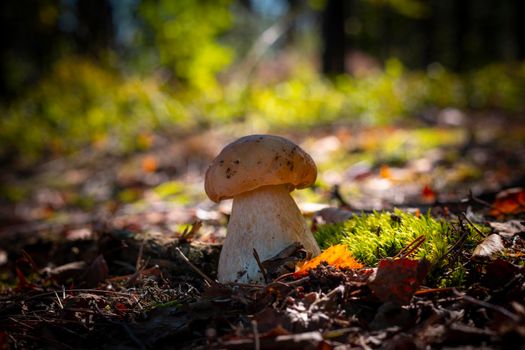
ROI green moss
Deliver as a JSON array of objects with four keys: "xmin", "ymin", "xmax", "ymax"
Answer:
[{"xmin": 314, "ymin": 209, "xmax": 485, "ymax": 286}]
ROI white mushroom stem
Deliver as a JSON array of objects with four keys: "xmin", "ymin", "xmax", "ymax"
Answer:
[{"xmin": 217, "ymin": 184, "xmax": 321, "ymax": 284}]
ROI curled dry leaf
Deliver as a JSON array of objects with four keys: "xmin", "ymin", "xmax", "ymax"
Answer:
[
  {"xmin": 488, "ymin": 220, "xmax": 525, "ymax": 238},
  {"xmin": 293, "ymin": 244, "xmax": 363, "ymax": 278},
  {"xmin": 472, "ymin": 234, "xmax": 505, "ymax": 260}
]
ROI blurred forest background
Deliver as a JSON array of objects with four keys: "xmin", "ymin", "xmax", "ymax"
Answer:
[
  {"xmin": 1, "ymin": 0, "xmax": 524, "ymax": 164},
  {"xmin": 1, "ymin": 0, "xmax": 525, "ymax": 229}
]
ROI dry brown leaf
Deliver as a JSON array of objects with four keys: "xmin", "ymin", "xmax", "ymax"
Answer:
[
  {"xmin": 472, "ymin": 234, "xmax": 505, "ymax": 260},
  {"xmin": 368, "ymin": 258, "xmax": 430, "ymax": 305},
  {"xmin": 488, "ymin": 220, "xmax": 525, "ymax": 238},
  {"xmin": 85, "ymin": 254, "xmax": 109, "ymax": 287},
  {"xmin": 489, "ymin": 187, "xmax": 525, "ymax": 217}
]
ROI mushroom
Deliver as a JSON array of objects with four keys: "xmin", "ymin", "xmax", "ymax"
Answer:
[{"xmin": 205, "ymin": 134, "xmax": 321, "ymax": 284}]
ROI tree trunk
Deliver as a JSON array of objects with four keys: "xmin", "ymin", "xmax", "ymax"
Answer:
[{"xmin": 321, "ymin": 0, "xmax": 346, "ymax": 76}]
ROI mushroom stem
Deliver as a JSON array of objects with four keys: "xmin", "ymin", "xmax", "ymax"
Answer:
[{"xmin": 218, "ymin": 184, "xmax": 321, "ymax": 283}]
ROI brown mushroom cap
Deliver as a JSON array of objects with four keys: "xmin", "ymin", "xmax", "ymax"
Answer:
[{"xmin": 205, "ymin": 135, "xmax": 317, "ymax": 202}]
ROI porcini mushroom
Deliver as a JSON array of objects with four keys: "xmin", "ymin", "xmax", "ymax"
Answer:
[{"xmin": 205, "ymin": 134, "xmax": 321, "ymax": 284}]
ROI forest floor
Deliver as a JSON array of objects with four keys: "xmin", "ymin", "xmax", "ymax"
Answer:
[{"xmin": 1, "ymin": 111, "xmax": 525, "ymax": 349}]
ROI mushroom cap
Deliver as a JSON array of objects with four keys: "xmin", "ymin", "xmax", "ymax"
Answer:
[{"xmin": 205, "ymin": 134, "xmax": 317, "ymax": 202}]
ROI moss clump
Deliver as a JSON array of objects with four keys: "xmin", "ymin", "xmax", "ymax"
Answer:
[{"xmin": 314, "ymin": 209, "xmax": 482, "ymax": 269}]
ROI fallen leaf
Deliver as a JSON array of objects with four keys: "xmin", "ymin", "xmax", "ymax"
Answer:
[
  {"xmin": 488, "ymin": 220, "xmax": 525, "ymax": 238},
  {"xmin": 489, "ymin": 187, "xmax": 525, "ymax": 217},
  {"xmin": 482, "ymin": 258, "xmax": 523, "ymax": 289},
  {"xmin": 142, "ymin": 155, "xmax": 158, "ymax": 173},
  {"xmin": 380, "ymin": 164, "xmax": 392, "ymax": 179},
  {"xmin": 368, "ymin": 258, "xmax": 430, "ymax": 305},
  {"xmin": 293, "ymin": 244, "xmax": 363, "ymax": 278},
  {"xmin": 472, "ymin": 234, "xmax": 505, "ymax": 260},
  {"xmin": 422, "ymin": 185, "xmax": 436, "ymax": 202},
  {"xmin": 85, "ymin": 255, "xmax": 109, "ymax": 287}
]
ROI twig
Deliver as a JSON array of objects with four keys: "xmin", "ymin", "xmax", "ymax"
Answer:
[
  {"xmin": 252, "ymin": 249, "xmax": 268, "ymax": 283},
  {"xmin": 275, "ymin": 276, "xmax": 310, "ymax": 287},
  {"xmin": 54, "ymin": 290, "xmax": 64, "ymax": 309},
  {"xmin": 252, "ymin": 320, "xmax": 260, "ymax": 350},
  {"xmin": 446, "ymin": 227, "xmax": 469, "ymax": 257},
  {"xmin": 8, "ymin": 316, "xmax": 34, "ymax": 330},
  {"xmin": 309, "ymin": 285, "xmax": 344, "ymax": 312},
  {"xmin": 25, "ymin": 289, "xmax": 135, "ymax": 301},
  {"xmin": 358, "ymin": 334, "xmax": 373, "ymax": 350},
  {"xmin": 453, "ymin": 289, "xmax": 520, "ymax": 322},
  {"xmin": 415, "ymin": 287, "xmax": 454, "ymax": 296},
  {"xmin": 468, "ymin": 189, "xmax": 492, "ymax": 208},
  {"xmin": 461, "ymin": 212, "xmax": 486, "ymax": 237},
  {"xmin": 136, "ymin": 240, "xmax": 145, "ymax": 271},
  {"xmin": 273, "ymin": 272, "xmax": 295, "ymax": 282},
  {"xmin": 175, "ymin": 247, "xmax": 217, "ymax": 287},
  {"xmin": 395, "ymin": 235, "xmax": 426, "ymax": 259}
]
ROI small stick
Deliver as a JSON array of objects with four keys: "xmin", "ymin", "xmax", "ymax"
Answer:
[
  {"xmin": 25, "ymin": 289, "xmax": 134, "ymax": 301},
  {"xmin": 395, "ymin": 235, "xmax": 426, "ymax": 259},
  {"xmin": 443, "ymin": 227, "xmax": 469, "ymax": 257},
  {"xmin": 273, "ymin": 271, "xmax": 295, "ymax": 282},
  {"xmin": 415, "ymin": 287, "xmax": 454, "ymax": 295},
  {"xmin": 136, "ymin": 240, "xmax": 145, "ymax": 271},
  {"xmin": 453, "ymin": 289, "xmax": 519, "ymax": 322},
  {"xmin": 461, "ymin": 212, "xmax": 486, "ymax": 237},
  {"xmin": 277, "ymin": 276, "xmax": 310, "ymax": 287},
  {"xmin": 54, "ymin": 290, "xmax": 64, "ymax": 309},
  {"xmin": 252, "ymin": 320, "xmax": 260, "ymax": 350},
  {"xmin": 175, "ymin": 247, "xmax": 217, "ymax": 286},
  {"xmin": 468, "ymin": 189, "xmax": 492, "ymax": 208},
  {"xmin": 253, "ymin": 248, "xmax": 269, "ymax": 283}
]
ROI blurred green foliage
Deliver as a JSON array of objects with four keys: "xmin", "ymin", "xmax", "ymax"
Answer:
[
  {"xmin": 1, "ymin": 0, "xmax": 524, "ymax": 162},
  {"xmin": 138, "ymin": 0, "xmax": 234, "ymax": 92},
  {"xmin": 1, "ymin": 56, "xmax": 525, "ymax": 162}
]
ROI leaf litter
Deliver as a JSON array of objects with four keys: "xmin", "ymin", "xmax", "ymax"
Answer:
[{"xmin": 1, "ymin": 120, "xmax": 525, "ymax": 348}]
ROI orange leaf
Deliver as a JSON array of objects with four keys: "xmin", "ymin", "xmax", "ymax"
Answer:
[
  {"xmin": 379, "ymin": 164, "xmax": 391, "ymax": 179},
  {"xmin": 489, "ymin": 187, "xmax": 525, "ymax": 217},
  {"xmin": 142, "ymin": 156, "xmax": 158, "ymax": 173},
  {"xmin": 421, "ymin": 185, "xmax": 436, "ymax": 202},
  {"xmin": 293, "ymin": 244, "xmax": 363, "ymax": 277}
]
